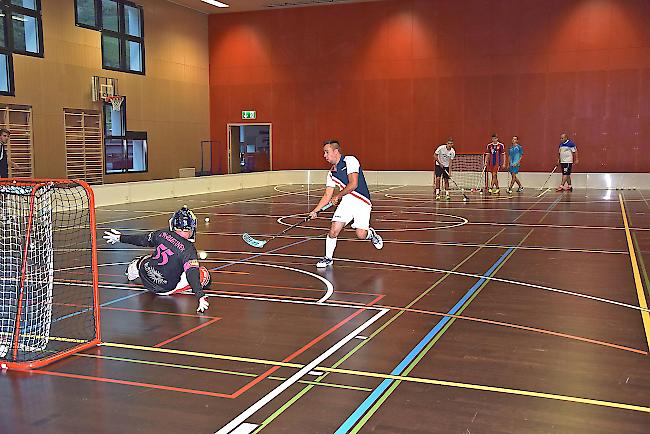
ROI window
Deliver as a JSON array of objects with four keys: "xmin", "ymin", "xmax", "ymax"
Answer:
[
  {"xmin": 75, "ymin": 0, "xmax": 145, "ymax": 74},
  {"xmin": 0, "ymin": 53, "xmax": 13, "ymax": 95},
  {"xmin": 102, "ymin": 98, "xmax": 147, "ymax": 174},
  {"xmin": 0, "ymin": 0, "xmax": 43, "ymax": 57}
]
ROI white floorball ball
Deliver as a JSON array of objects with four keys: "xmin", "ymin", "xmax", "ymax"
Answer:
[
  {"xmin": 198, "ymin": 250, "xmax": 208, "ymax": 260},
  {"xmin": 204, "ymin": 217, "xmax": 210, "ymax": 223}
]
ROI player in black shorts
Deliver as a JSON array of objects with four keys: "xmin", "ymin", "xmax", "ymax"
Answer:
[{"xmin": 103, "ymin": 206, "xmax": 211, "ymax": 312}]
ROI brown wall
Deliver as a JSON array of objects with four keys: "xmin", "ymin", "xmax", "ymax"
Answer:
[
  {"xmin": 208, "ymin": 0, "xmax": 650, "ymax": 172},
  {"xmin": 0, "ymin": 0, "xmax": 209, "ymax": 182}
]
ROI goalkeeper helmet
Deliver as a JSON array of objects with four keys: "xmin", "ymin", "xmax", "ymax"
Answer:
[{"xmin": 170, "ymin": 206, "xmax": 197, "ymax": 242}]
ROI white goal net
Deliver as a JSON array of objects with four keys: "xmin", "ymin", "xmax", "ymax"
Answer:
[{"xmin": 451, "ymin": 153, "xmax": 485, "ymax": 191}]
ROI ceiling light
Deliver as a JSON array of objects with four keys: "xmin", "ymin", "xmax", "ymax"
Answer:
[{"xmin": 201, "ymin": 0, "xmax": 229, "ymax": 7}]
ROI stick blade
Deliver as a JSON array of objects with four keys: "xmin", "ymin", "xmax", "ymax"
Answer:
[{"xmin": 242, "ymin": 233, "xmax": 267, "ymax": 248}]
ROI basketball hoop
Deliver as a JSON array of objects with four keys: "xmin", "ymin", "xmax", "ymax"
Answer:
[{"xmin": 104, "ymin": 95, "xmax": 124, "ymax": 111}]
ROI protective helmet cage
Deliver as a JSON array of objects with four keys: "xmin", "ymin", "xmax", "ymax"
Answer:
[{"xmin": 169, "ymin": 205, "xmax": 197, "ymax": 242}]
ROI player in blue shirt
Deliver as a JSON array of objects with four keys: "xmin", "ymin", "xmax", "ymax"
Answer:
[
  {"xmin": 506, "ymin": 135, "xmax": 524, "ymax": 194},
  {"xmin": 309, "ymin": 139, "xmax": 383, "ymax": 268}
]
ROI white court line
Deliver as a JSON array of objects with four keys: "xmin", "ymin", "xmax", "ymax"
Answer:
[
  {"xmin": 214, "ymin": 308, "xmax": 389, "ymax": 434},
  {"xmin": 213, "ymin": 201, "xmax": 626, "ymax": 215},
  {"xmin": 98, "ymin": 190, "xmax": 313, "ymax": 225},
  {"xmin": 230, "ymin": 423, "xmax": 258, "ymax": 434},
  {"xmin": 381, "ymin": 193, "xmax": 647, "ymax": 204},
  {"xmin": 197, "ymin": 250, "xmax": 650, "ymax": 313},
  {"xmin": 275, "ymin": 213, "xmax": 468, "ymax": 232},
  {"xmin": 96, "ymin": 235, "xmax": 628, "ymax": 255},
  {"xmin": 536, "ymin": 188, "xmax": 551, "ymax": 198},
  {"xmin": 76, "ymin": 259, "xmax": 335, "ymax": 304}
]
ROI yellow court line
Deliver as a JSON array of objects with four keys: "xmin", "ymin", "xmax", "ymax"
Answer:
[
  {"xmin": 101, "ymin": 341, "xmax": 650, "ymax": 414},
  {"xmin": 75, "ymin": 353, "xmax": 372, "ymax": 392},
  {"xmin": 619, "ymin": 194, "xmax": 650, "ymax": 351}
]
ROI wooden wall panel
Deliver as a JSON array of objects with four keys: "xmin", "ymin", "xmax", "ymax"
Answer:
[{"xmin": 209, "ymin": 0, "xmax": 650, "ymax": 172}]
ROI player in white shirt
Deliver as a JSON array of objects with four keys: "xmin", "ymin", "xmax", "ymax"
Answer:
[
  {"xmin": 309, "ymin": 140, "xmax": 383, "ymax": 268},
  {"xmin": 434, "ymin": 138, "xmax": 456, "ymax": 200}
]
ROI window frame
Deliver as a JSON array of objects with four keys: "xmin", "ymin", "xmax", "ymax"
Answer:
[
  {"xmin": 0, "ymin": 50, "xmax": 15, "ymax": 96},
  {"xmin": 103, "ymin": 98, "xmax": 149, "ymax": 174},
  {"xmin": 74, "ymin": 0, "xmax": 101, "ymax": 31},
  {"xmin": 2, "ymin": 0, "xmax": 44, "ymax": 58},
  {"xmin": 75, "ymin": 0, "xmax": 145, "ymax": 75}
]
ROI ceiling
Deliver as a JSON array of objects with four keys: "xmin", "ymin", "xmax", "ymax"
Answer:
[{"xmin": 166, "ymin": 0, "xmax": 385, "ymax": 15}]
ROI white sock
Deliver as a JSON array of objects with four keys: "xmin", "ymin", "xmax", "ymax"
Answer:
[{"xmin": 326, "ymin": 236, "xmax": 337, "ymax": 259}]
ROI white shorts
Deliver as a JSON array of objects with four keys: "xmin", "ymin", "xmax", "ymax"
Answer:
[{"xmin": 332, "ymin": 196, "xmax": 372, "ymax": 230}]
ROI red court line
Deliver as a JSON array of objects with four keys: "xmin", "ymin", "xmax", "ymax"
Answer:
[
  {"xmin": 209, "ymin": 280, "xmax": 377, "ymax": 297},
  {"xmin": 54, "ymin": 302, "xmax": 219, "ymax": 319},
  {"xmin": 229, "ymin": 293, "xmax": 385, "ymax": 398},
  {"xmin": 154, "ymin": 318, "xmax": 221, "ymax": 348},
  {"xmin": 28, "ymin": 369, "xmax": 232, "ymax": 398},
  {"xmin": 36, "ymin": 293, "xmax": 385, "ymax": 399},
  {"xmin": 377, "ymin": 305, "xmax": 648, "ymax": 356},
  {"xmin": 97, "ymin": 274, "xmax": 375, "ymax": 297},
  {"xmin": 100, "ymin": 270, "xmax": 249, "ymax": 276}
]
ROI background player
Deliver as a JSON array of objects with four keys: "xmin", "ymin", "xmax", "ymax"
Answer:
[
  {"xmin": 0, "ymin": 129, "xmax": 20, "ymax": 179},
  {"xmin": 309, "ymin": 139, "xmax": 383, "ymax": 268},
  {"xmin": 103, "ymin": 206, "xmax": 211, "ymax": 312},
  {"xmin": 507, "ymin": 135, "xmax": 524, "ymax": 194},
  {"xmin": 434, "ymin": 138, "xmax": 456, "ymax": 200},
  {"xmin": 485, "ymin": 133, "xmax": 506, "ymax": 194},
  {"xmin": 557, "ymin": 132, "xmax": 579, "ymax": 192}
]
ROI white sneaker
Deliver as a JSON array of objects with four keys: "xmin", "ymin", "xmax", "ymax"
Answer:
[
  {"xmin": 369, "ymin": 228, "xmax": 383, "ymax": 250},
  {"xmin": 125, "ymin": 258, "xmax": 140, "ymax": 281},
  {"xmin": 316, "ymin": 257, "xmax": 333, "ymax": 268}
]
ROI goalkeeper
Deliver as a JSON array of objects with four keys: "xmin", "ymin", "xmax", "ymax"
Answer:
[{"xmin": 103, "ymin": 206, "xmax": 211, "ymax": 313}]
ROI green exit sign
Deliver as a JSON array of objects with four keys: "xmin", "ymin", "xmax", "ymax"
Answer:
[{"xmin": 242, "ymin": 110, "xmax": 257, "ymax": 120}]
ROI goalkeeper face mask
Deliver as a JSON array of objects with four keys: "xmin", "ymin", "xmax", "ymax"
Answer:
[{"xmin": 169, "ymin": 206, "xmax": 197, "ymax": 242}]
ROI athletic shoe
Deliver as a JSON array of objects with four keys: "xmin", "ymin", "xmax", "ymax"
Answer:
[
  {"xmin": 316, "ymin": 257, "xmax": 333, "ymax": 268},
  {"xmin": 555, "ymin": 186, "xmax": 564, "ymax": 192},
  {"xmin": 369, "ymin": 227, "xmax": 383, "ymax": 249},
  {"xmin": 445, "ymin": 194, "xmax": 451, "ymax": 201},
  {"xmin": 517, "ymin": 187, "xmax": 524, "ymax": 192},
  {"xmin": 566, "ymin": 186, "xmax": 573, "ymax": 191},
  {"xmin": 506, "ymin": 189, "xmax": 513, "ymax": 194},
  {"xmin": 125, "ymin": 259, "xmax": 140, "ymax": 281},
  {"xmin": 494, "ymin": 188, "xmax": 500, "ymax": 194},
  {"xmin": 488, "ymin": 188, "xmax": 494, "ymax": 194},
  {"xmin": 435, "ymin": 194, "xmax": 441, "ymax": 200}
]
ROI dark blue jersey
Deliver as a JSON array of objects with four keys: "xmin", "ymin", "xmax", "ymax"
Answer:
[{"xmin": 327, "ymin": 155, "xmax": 371, "ymax": 205}]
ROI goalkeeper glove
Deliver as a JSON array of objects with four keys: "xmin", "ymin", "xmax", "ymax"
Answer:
[
  {"xmin": 197, "ymin": 296, "xmax": 210, "ymax": 313},
  {"xmin": 103, "ymin": 229, "xmax": 122, "ymax": 244}
]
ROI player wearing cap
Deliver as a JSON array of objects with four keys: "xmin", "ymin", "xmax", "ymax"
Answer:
[{"xmin": 103, "ymin": 206, "xmax": 211, "ymax": 312}]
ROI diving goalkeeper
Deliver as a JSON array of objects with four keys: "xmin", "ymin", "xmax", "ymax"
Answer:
[{"xmin": 103, "ymin": 206, "xmax": 211, "ymax": 313}]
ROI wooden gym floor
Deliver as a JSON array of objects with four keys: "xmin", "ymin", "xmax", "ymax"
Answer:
[{"xmin": 1, "ymin": 184, "xmax": 650, "ymax": 433}]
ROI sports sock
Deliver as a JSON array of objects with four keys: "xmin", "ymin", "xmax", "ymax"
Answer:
[{"xmin": 326, "ymin": 236, "xmax": 337, "ymax": 258}]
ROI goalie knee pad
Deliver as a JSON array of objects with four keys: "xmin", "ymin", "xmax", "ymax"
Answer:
[{"xmin": 199, "ymin": 266, "xmax": 211, "ymax": 288}]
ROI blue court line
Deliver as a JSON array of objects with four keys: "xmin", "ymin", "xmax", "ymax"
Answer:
[
  {"xmin": 334, "ymin": 246, "xmax": 515, "ymax": 434},
  {"xmin": 51, "ymin": 290, "xmax": 143, "ymax": 325},
  {"xmin": 52, "ymin": 237, "xmax": 316, "ymax": 325}
]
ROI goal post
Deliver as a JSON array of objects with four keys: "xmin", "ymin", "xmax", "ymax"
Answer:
[
  {"xmin": 450, "ymin": 153, "xmax": 486, "ymax": 191},
  {"xmin": 0, "ymin": 179, "xmax": 100, "ymax": 370}
]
